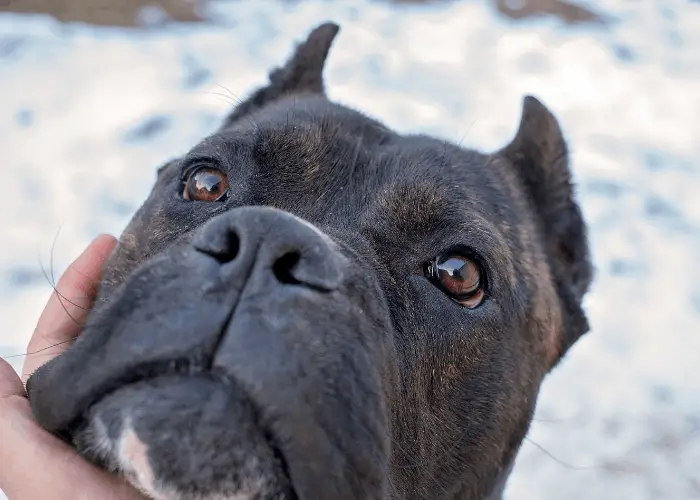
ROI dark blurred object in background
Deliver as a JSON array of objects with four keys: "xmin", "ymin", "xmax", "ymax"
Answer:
[
  {"xmin": 0, "ymin": 0, "xmax": 204, "ymax": 26},
  {"xmin": 0, "ymin": 0, "xmax": 604, "ymax": 28}
]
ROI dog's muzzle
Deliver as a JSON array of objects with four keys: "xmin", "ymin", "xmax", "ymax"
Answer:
[{"xmin": 27, "ymin": 207, "xmax": 393, "ymax": 500}]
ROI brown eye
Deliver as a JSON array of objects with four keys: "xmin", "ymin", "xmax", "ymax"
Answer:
[
  {"xmin": 426, "ymin": 254, "xmax": 485, "ymax": 309},
  {"xmin": 183, "ymin": 167, "xmax": 229, "ymax": 202}
]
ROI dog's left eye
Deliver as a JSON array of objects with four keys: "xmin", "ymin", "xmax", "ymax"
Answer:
[
  {"xmin": 424, "ymin": 253, "xmax": 485, "ymax": 309},
  {"xmin": 182, "ymin": 167, "xmax": 230, "ymax": 202}
]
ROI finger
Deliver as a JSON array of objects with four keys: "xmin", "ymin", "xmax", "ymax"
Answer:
[
  {"xmin": 0, "ymin": 353, "xmax": 26, "ymax": 399},
  {"xmin": 0, "ymin": 357, "xmax": 146, "ymax": 499},
  {"xmin": 22, "ymin": 234, "xmax": 118, "ymax": 383}
]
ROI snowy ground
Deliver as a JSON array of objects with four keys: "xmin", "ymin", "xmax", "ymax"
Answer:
[{"xmin": 1, "ymin": 1, "xmax": 699, "ymax": 498}]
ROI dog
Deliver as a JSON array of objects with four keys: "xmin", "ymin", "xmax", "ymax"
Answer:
[{"xmin": 26, "ymin": 22, "xmax": 593, "ymax": 500}]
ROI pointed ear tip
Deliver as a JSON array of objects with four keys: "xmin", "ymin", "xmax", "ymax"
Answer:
[
  {"xmin": 520, "ymin": 94, "xmax": 561, "ymax": 126},
  {"xmin": 320, "ymin": 21, "xmax": 341, "ymax": 32},
  {"xmin": 505, "ymin": 94, "xmax": 565, "ymax": 150},
  {"xmin": 522, "ymin": 94, "xmax": 547, "ymax": 113},
  {"xmin": 312, "ymin": 21, "xmax": 341, "ymax": 39}
]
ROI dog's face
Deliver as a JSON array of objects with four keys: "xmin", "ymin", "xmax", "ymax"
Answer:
[{"xmin": 27, "ymin": 23, "xmax": 592, "ymax": 500}]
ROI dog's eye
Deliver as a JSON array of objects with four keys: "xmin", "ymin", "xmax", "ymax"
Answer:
[
  {"xmin": 183, "ymin": 167, "xmax": 229, "ymax": 202},
  {"xmin": 425, "ymin": 253, "xmax": 485, "ymax": 309}
]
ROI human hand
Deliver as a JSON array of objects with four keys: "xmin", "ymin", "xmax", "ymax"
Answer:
[{"xmin": 0, "ymin": 234, "xmax": 148, "ymax": 499}]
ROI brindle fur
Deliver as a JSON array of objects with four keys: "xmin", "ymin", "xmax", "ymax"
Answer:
[{"xmin": 27, "ymin": 22, "xmax": 592, "ymax": 500}]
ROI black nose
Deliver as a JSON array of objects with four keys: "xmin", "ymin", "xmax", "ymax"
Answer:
[
  {"xmin": 192, "ymin": 206, "xmax": 345, "ymax": 292},
  {"xmin": 27, "ymin": 205, "xmax": 391, "ymax": 500}
]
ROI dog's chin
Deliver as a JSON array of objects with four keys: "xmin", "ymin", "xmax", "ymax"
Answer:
[{"xmin": 71, "ymin": 375, "xmax": 295, "ymax": 500}]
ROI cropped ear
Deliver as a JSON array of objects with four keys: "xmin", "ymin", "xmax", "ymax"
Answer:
[
  {"xmin": 501, "ymin": 96, "xmax": 593, "ymax": 359},
  {"xmin": 220, "ymin": 22, "xmax": 340, "ymax": 130}
]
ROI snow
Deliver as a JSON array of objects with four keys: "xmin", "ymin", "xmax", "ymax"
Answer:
[{"xmin": 1, "ymin": 1, "xmax": 699, "ymax": 498}]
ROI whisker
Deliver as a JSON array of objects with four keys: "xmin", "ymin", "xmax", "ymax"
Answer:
[
  {"xmin": 49, "ymin": 222, "xmax": 63, "ymax": 290},
  {"xmin": 3, "ymin": 337, "xmax": 79, "ymax": 360},
  {"xmin": 38, "ymin": 261, "xmax": 92, "ymax": 312},
  {"xmin": 38, "ymin": 260, "xmax": 89, "ymax": 325},
  {"xmin": 212, "ymin": 83, "xmax": 260, "ymax": 133},
  {"xmin": 204, "ymin": 90, "xmax": 236, "ymax": 105},
  {"xmin": 205, "ymin": 92, "xmax": 238, "ymax": 109},
  {"xmin": 456, "ymin": 119, "xmax": 477, "ymax": 148},
  {"xmin": 524, "ymin": 436, "xmax": 600, "ymax": 470},
  {"xmin": 33, "ymin": 226, "xmax": 97, "ymax": 334},
  {"xmin": 213, "ymin": 83, "xmax": 241, "ymax": 103}
]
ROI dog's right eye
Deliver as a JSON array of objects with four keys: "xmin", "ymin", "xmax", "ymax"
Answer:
[{"xmin": 182, "ymin": 167, "xmax": 230, "ymax": 202}]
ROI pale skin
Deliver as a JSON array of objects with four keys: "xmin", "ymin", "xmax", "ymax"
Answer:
[{"xmin": 0, "ymin": 234, "xmax": 145, "ymax": 500}]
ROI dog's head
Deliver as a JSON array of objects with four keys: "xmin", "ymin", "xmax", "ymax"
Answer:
[{"xmin": 27, "ymin": 23, "xmax": 592, "ymax": 500}]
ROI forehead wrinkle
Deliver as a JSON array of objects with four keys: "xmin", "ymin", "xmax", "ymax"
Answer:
[
  {"xmin": 376, "ymin": 180, "xmax": 452, "ymax": 230},
  {"xmin": 253, "ymin": 113, "xmax": 352, "ymax": 166}
]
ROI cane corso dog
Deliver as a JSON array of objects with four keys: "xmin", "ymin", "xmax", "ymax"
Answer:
[{"xmin": 26, "ymin": 22, "xmax": 593, "ymax": 500}]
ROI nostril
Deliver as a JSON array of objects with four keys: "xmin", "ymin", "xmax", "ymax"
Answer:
[
  {"xmin": 273, "ymin": 252, "xmax": 301, "ymax": 285},
  {"xmin": 195, "ymin": 228, "xmax": 240, "ymax": 264}
]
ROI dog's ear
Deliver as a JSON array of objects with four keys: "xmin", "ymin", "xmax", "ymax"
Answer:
[
  {"xmin": 220, "ymin": 22, "xmax": 340, "ymax": 130},
  {"xmin": 501, "ymin": 96, "xmax": 593, "ymax": 360}
]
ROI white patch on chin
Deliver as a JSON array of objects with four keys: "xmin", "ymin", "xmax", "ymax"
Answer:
[
  {"xmin": 117, "ymin": 418, "xmax": 167, "ymax": 499},
  {"xmin": 114, "ymin": 418, "xmax": 264, "ymax": 500}
]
